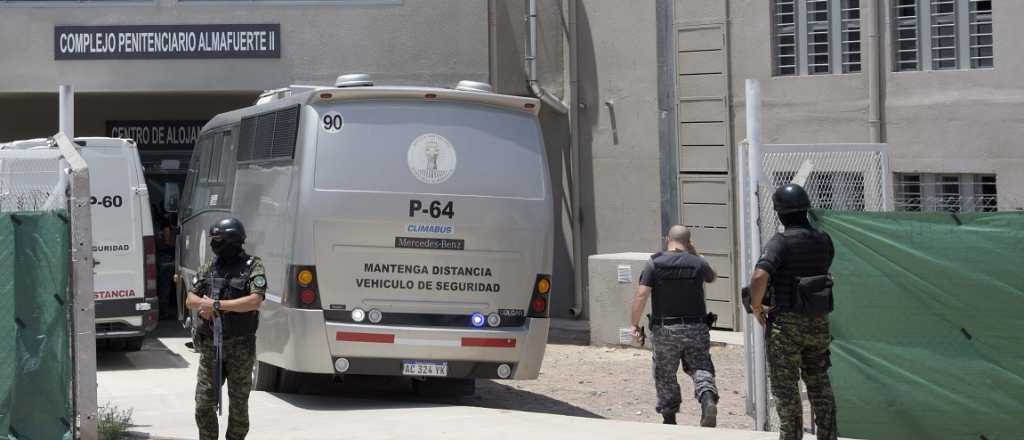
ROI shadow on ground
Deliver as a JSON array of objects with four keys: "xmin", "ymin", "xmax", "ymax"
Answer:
[
  {"xmin": 97, "ymin": 319, "xmax": 191, "ymax": 371},
  {"xmin": 265, "ymin": 374, "xmax": 603, "ymax": 420}
]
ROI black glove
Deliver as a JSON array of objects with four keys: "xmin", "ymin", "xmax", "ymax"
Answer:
[
  {"xmin": 741, "ymin": 286, "xmax": 753, "ymax": 313},
  {"xmin": 705, "ymin": 312, "xmax": 718, "ymax": 327}
]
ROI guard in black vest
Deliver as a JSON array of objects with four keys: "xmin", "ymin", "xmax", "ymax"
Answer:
[
  {"xmin": 631, "ymin": 225, "xmax": 719, "ymax": 427},
  {"xmin": 186, "ymin": 217, "xmax": 267, "ymax": 440},
  {"xmin": 748, "ymin": 184, "xmax": 837, "ymax": 440}
]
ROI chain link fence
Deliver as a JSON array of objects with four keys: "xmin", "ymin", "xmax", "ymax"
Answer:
[{"xmin": 0, "ymin": 134, "xmax": 95, "ymax": 439}]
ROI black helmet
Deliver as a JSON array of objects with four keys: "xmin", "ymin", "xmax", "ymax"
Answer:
[
  {"xmin": 209, "ymin": 217, "xmax": 246, "ymax": 244},
  {"xmin": 772, "ymin": 184, "xmax": 811, "ymax": 214}
]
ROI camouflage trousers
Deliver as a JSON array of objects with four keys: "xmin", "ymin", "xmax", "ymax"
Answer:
[
  {"xmin": 767, "ymin": 312, "xmax": 837, "ymax": 440},
  {"xmin": 651, "ymin": 323, "xmax": 718, "ymax": 415},
  {"xmin": 195, "ymin": 333, "xmax": 257, "ymax": 440}
]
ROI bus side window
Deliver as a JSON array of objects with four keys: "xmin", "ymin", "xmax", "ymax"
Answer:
[
  {"xmin": 208, "ymin": 128, "xmax": 237, "ymax": 209},
  {"xmin": 180, "ymin": 135, "xmax": 208, "ymax": 219},
  {"xmin": 190, "ymin": 135, "xmax": 216, "ymax": 216}
]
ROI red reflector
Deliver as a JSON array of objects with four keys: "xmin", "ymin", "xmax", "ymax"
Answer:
[
  {"xmin": 462, "ymin": 337, "xmax": 516, "ymax": 348},
  {"xmin": 531, "ymin": 297, "xmax": 547, "ymax": 313},
  {"xmin": 524, "ymin": 103, "xmax": 536, "ymax": 109},
  {"xmin": 299, "ymin": 289, "xmax": 316, "ymax": 305},
  {"xmin": 143, "ymin": 236, "xmax": 157, "ymax": 298},
  {"xmin": 320, "ymin": 93, "xmax": 333, "ymax": 99},
  {"xmin": 424, "ymin": 93, "xmax": 437, "ymax": 99},
  {"xmin": 336, "ymin": 332, "xmax": 394, "ymax": 344}
]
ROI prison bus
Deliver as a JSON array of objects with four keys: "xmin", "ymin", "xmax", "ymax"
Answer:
[{"xmin": 176, "ymin": 75, "xmax": 553, "ymax": 393}]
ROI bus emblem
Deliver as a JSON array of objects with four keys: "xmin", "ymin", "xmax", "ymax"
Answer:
[{"xmin": 408, "ymin": 133, "xmax": 456, "ymax": 184}]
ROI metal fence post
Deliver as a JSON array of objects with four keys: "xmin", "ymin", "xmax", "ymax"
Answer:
[{"xmin": 55, "ymin": 132, "xmax": 96, "ymax": 440}]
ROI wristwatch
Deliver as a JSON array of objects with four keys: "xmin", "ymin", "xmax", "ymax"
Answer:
[{"xmin": 213, "ymin": 300, "xmax": 221, "ymax": 312}]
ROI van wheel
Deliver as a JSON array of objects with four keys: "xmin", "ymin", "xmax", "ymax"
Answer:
[
  {"xmin": 277, "ymin": 369, "xmax": 305, "ymax": 394},
  {"xmin": 253, "ymin": 361, "xmax": 280, "ymax": 392},
  {"xmin": 124, "ymin": 337, "xmax": 144, "ymax": 352},
  {"xmin": 412, "ymin": 378, "xmax": 476, "ymax": 397}
]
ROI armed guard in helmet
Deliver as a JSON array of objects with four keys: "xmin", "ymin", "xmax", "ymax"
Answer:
[
  {"xmin": 630, "ymin": 225, "xmax": 720, "ymax": 427},
  {"xmin": 747, "ymin": 184, "xmax": 837, "ymax": 440},
  {"xmin": 186, "ymin": 217, "xmax": 267, "ymax": 440}
]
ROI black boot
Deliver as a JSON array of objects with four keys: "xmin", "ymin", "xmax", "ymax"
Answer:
[
  {"xmin": 699, "ymin": 391, "xmax": 718, "ymax": 427},
  {"xmin": 662, "ymin": 413, "xmax": 677, "ymax": 425}
]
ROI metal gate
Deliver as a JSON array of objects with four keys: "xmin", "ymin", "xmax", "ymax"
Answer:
[{"xmin": 737, "ymin": 80, "xmax": 891, "ymax": 432}]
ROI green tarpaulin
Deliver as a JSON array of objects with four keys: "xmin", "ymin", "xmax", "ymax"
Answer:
[
  {"xmin": 0, "ymin": 212, "xmax": 72, "ymax": 440},
  {"xmin": 815, "ymin": 210, "xmax": 1024, "ymax": 440}
]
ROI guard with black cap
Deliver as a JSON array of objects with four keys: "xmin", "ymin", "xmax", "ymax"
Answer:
[
  {"xmin": 747, "ymin": 183, "xmax": 838, "ymax": 440},
  {"xmin": 186, "ymin": 217, "xmax": 267, "ymax": 440},
  {"xmin": 630, "ymin": 225, "xmax": 720, "ymax": 427}
]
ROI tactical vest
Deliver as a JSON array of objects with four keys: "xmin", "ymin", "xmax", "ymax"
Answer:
[
  {"xmin": 768, "ymin": 226, "xmax": 833, "ymax": 313},
  {"xmin": 198, "ymin": 253, "xmax": 259, "ymax": 338},
  {"xmin": 649, "ymin": 251, "xmax": 707, "ymax": 320}
]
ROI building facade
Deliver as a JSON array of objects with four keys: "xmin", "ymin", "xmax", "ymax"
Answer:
[{"xmin": 1, "ymin": 0, "xmax": 1017, "ymax": 328}]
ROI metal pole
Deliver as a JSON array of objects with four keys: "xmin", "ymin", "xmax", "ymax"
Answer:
[
  {"xmin": 56, "ymin": 132, "xmax": 96, "ymax": 440},
  {"xmin": 866, "ymin": 0, "xmax": 882, "ymax": 143},
  {"xmin": 745, "ymin": 79, "xmax": 770, "ymax": 431},
  {"xmin": 59, "ymin": 85, "xmax": 75, "ymax": 140},
  {"xmin": 567, "ymin": 0, "xmax": 584, "ymax": 317}
]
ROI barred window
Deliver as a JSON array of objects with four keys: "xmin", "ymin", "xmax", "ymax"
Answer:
[
  {"xmin": 841, "ymin": 0, "xmax": 863, "ymax": 73},
  {"xmin": 895, "ymin": 173, "xmax": 998, "ymax": 213},
  {"xmin": 773, "ymin": 0, "xmax": 862, "ymax": 76},
  {"xmin": 894, "ymin": 0, "xmax": 921, "ymax": 71},
  {"xmin": 969, "ymin": 0, "xmax": 994, "ymax": 68},
  {"xmin": 892, "ymin": 0, "xmax": 994, "ymax": 71}
]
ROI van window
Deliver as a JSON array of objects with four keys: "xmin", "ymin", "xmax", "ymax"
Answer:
[{"xmin": 312, "ymin": 101, "xmax": 546, "ymax": 199}]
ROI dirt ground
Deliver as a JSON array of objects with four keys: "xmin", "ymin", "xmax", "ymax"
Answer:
[{"xmin": 469, "ymin": 342, "xmax": 751, "ymax": 429}]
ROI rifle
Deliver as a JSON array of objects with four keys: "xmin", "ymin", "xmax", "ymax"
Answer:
[{"xmin": 210, "ymin": 276, "xmax": 226, "ymax": 416}]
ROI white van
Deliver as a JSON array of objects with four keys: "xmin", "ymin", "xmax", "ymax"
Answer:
[
  {"xmin": 1, "ymin": 137, "xmax": 158, "ymax": 350},
  {"xmin": 178, "ymin": 77, "xmax": 553, "ymax": 393}
]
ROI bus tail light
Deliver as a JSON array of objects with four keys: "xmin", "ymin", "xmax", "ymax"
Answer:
[
  {"xmin": 527, "ymin": 274, "xmax": 551, "ymax": 318},
  {"xmin": 143, "ymin": 236, "xmax": 157, "ymax": 298},
  {"xmin": 286, "ymin": 265, "xmax": 322, "ymax": 309}
]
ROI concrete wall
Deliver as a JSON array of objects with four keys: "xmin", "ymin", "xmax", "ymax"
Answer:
[
  {"xmin": 728, "ymin": 0, "xmax": 872, "ymax": 146},
  {"xmin": 490, "ymin": 0, "xmax": 575, "ymax": 317},
  {"xmin": 0, "ymin": 0, "xmax": 488, "ymax": 93},
  {"xmin": 725, "ymin": 0, "xmax": 1024, "ymax": 209},
  {"xmin": 576, "ymin": 0, "xmax": 662, "ymax": 257},
  {"xmin": 883, "ymin": 2, "xmax": 1024, "ymax": 210},
  {"xmin": 570, "ymin": 0, "xmax": 663, "ymax": 318}
]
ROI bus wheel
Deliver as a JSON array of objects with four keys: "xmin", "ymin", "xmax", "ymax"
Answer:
[
  {"xmin": 412, "ymin": 378, "xmax": 476, "ymax": 397},
  {"xmin": 124, "ymin": 336, "xmax": 144, "ymax": 352},
  {"xmin": 253, "ymin": 361, "xmax": 280, "ymax": 392}
]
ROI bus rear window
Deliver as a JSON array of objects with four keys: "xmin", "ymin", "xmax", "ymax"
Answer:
[{"xmin": 312, "ymin": 101, "xmax": 546, "ymax": 199}]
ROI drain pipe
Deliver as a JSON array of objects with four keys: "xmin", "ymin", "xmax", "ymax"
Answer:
[
  {"xmin": 526, "ymin": 0, "xmax": 569, "ymax": 114},
  {"xmin": 866, "ymin": 0, "xmax": 882, "ymax": 143},
  {"xmin": 525, "ymin": 0, "xmax": 582, "ymax": 317},
  {"xmin": 566, "ymin": 0, "xmax": 583, "ymax": 318}
]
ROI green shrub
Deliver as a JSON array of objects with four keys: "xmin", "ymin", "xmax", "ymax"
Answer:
[{"xmin": 97, "ymin": 403, "xmax": 133, "ymax": 440}]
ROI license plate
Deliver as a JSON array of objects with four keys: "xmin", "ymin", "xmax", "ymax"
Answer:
[{"xmin": 402, "ymin": 361, "xmax": 448, "ymax": 377}]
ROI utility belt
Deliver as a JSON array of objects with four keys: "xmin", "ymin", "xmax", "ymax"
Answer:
[
  {"xmin": 770, "ymin": 274, "xmax": 834, "ymax": 315},
  {"xmin": 196, "ymin": 312, "xmax": 259, "ymax": 338},
  {"xmin": 648, "ymin": 313, "xmax": 718, "ymax": 329}
]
